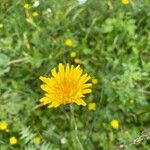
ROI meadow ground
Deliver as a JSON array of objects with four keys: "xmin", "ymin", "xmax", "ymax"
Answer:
[{"xmin": 0, "ymin": 0, "xmax": 149, "ymax": 149}]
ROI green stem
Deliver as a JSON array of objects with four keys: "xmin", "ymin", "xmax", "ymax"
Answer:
[{"xmin": 70, "ymin": 104, "xmax": 84, "ymax": 150}]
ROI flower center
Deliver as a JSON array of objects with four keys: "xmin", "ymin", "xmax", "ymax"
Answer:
[{"xmin": 57, "ymin": 81, "xmax": 78, "ymax": 103}]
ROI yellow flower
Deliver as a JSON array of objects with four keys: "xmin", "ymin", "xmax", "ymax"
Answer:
[
  {"xmin": 110, "ymin": 119, "xmax": 119, "ymax": 129},
  {"xmin": 0, "ymin": 23, "xmax": 4, "ymax": 29},
  {"xmin": 6, "ymin": 128, "xmax": 10, "ymax": 132},
  {"xmin": 92, "ymin": 79, "xmax": 98, "ymax": 84},
  {"xmin": 122, "ymin": 0, "xmax": 129, "ymax": 5},
  {"xmin": 33, "ymin": 136, "xmax": 41, "ymax": 144},
  {"xmin": 24, "ymin": 3, "xmax": 30, "ymax": 9},
  {"xmin": 67, "ymin": 29, "xmax": 70, "ymax": 32},
  {"xmin": 129, "ymin": 99, "xmax": 134, "ymax": 104},
  {"xmin": 124, "ymin": 130, "xmax": 129, "ymax": 136},
  {"xmin": 88, "ymin": 103, "xmax": 96, "ymax": 111},
  {"xmin": 32, "ymin": 11, "xmax": 39, "ymax": 17},
  {"xmin": 70, "ymin": 51, "xmax": 77, "ymax": 58},
  {"xmin": 39, "ymin": 63, "xmax": 92, "ymax": 108},
  {"xmin": 111, "ymin": 81, "xmax": 116, "ymax": 86},
  {"xmin": 9, "ymin": 136, "xmax": 17, "ymax": 145},
  {"xmin": 0, "ymin": 121, "xmax": 8, "ymax": 130},
  {"xmin": 74, "ymin": 58, "xmax": 82, "ymax": 64},
  {"xmin": 65, "ymin": 39, "xmax": 74, "ymax": 47}
]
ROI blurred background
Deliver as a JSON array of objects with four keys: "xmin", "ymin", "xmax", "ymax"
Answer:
[{"xmin": 0, "ymin": 0, "xmax": 149, "ymax": 149}]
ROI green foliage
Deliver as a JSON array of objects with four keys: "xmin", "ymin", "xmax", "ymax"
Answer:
[
  {"xmin": 24, "ymin": 142, "xmax": 52, "ymax": 150},
  {"xmin": 20, "ymin": 126, "xmax": 36, "ymax": 145},
  {"xmin": 0, "ymin": 0, "xmax": 149, "ymax": 149}
]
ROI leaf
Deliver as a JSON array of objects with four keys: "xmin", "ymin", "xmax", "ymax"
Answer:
[
  {"xmin": 20, "ymin": 126, "xmax": 36, "ymax": 145},
  {"xmin": 0, "ymin": 53, "xmax": 10, "ymax": 67},
  {"xmin": 30, "ymin": 49, "xmax": 43, "ymax": 68},
  {"xmin": 5, "ymin": 101, "xmax": 23, "ymax": 115}
]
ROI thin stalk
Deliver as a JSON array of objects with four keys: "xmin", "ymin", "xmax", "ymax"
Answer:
[
  {"xmin": 70, "ymin": 104, "xmax": 84, "ymax": 150},
  {"xmin": 86, "ymin": 89, "xmax": 103, "ymax": 145}
]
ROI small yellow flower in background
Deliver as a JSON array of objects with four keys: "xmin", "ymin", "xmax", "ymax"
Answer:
[
  {"xmin": 67, "ymin": 29, "xmax": 70, "ymax": 32},
  {"xmin": 124, "ymin": 130, "xmax": 129, "ymax": 136},
  {"xmin": 92, "ymin": 79, "xmax": 98, "ymax": 84},
  {"xmin": 33, "ymin": 136, "xmax": 42, "ymax": 144},
  {"xmin": 6, "ymin": 128, "xmax": 10, "ymax": 132},
  {"xmin": 122, "ymin": 0, "xmax": 129, "ymax": 5},
  {"xmin": 24, "ymin": 3, "xmax": 30, "ymax": 9},
  {"xmin": 9, "ymin": 136, "xmax": 17, "ymax": 145},
  {"xmin": 0, "ymin": 23, "xmax": 4, "ymax": 29},
  {"xmin": 70, "ymin": 51, "xmax": 77, "ymax": 58},
  {"xmin": 74, "ymin": 58, "xmax": 82, "ymax": 64},
  {"xmin": 32, "ymin": 11, "xmax": 39, "ymax": 17},
  {"xmin": 39, "ymin": 63, "xmax": 92, "ymax": 108},
  {"xmin": 88, "ymin": 103, "xmax": 96, "ymax": 111},
  {"xmin": 110, "ymin": 119, "xmax": 119, "ymax": 129},
  {"xmin": 111, "ymin": 81, "xmax": 116, "ymax": 86},
  {"xmin": 65, "ymin": 39, "xmax": 74, "ymax": 47},
  {"xmin": 129, "ymin": 99, "xmax": 134, "ymax": 104},
  {"xmin": 0, "ymin": 121, "xmax": 8, "ymax": 130}
]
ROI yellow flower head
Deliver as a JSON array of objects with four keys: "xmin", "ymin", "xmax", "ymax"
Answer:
[
  {"xmin": 24, "ymin": 3, "xmax": 30, "ymax": 9},
  {"xmin": 0, "ymin": 23, "xmax": 4, "ymax": 29},
  {"xmin": 6, "ymin": 128, "xmax": 10, "ymax": 132},
  {"xmin": 65, "ymin": 39, "xmax": 74, "ymax": 47},
  {"xmin": 74, "ymin": 58, "xmax": 82, "ymax": 64},
  {"xmin": 129, "ymin": 99, "xmax": 134, "ymax": 104},
  {"xmin": 39, "ymin": 63, "xmax": 92, "ymax": 108},
  {"xmin": 67, "ymin": 29, "xmax": 70, "ymax": 32},
  {"xmin": 70, "ymin": 51, "xmax": 77, "ymax": 58},
  {"xmin": 33, "ymin": 136, "xmax": 42, "ymax": 144},
  {"xmin": 0, "ymin": 121, "xmax": 8, "ymax": 130},
  {"xmin": 92, "ymin": 79, "xmax": 98, "ymax": 84},
  {"xmin": 111, "ymin": 81, "xmax": 116, "ymax": 86},
  {"xmin": 110, "ymin": 119, "xmax": 119, "ymax": 129},
  {"xmin": 88, "ymin": 102, "xmax": 96, "ymax": 111},
  {"xmin": 124, "ymin": 130, "xmax": 129, "ymax": 136},
  {"xmin": 122, "ymin": 0, "xmax": 129, "ymax": 5},
  {"xmin": 32, "ymin": 11, "xmax": 39, "ymax": 17},
  {"xmin": 9, "ymin": 136, "xmax": 17, "ymax": 145}
]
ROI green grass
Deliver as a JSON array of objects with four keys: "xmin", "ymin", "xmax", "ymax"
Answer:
[{"xmin": 0, "ymin": 0, "xmax": 149, "ymax": 149}]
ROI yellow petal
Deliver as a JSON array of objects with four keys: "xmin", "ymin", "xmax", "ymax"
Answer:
[
  {"xmin": 40, "ymin": 97, "xmax": 51, "ymax": 104},
  {"xmin": 40, "ymin": 84, "xmax": 52, "ymax": 93},
  {"xmin": 82, "ymin": 83, "xmax": 92, "ymax": 89},
  {"xmin": 79, "ymin": 74, "xmax": 91, "ymax": 85},
  {"xmin": 82, "ymin": 89, "xmax": 92, "ymax": 94},
  {"xmin": 51, "ymin": 68, "xmax": 57, "ymax": 77},
  {"xmin": 48, "ymin": 102, "xmax": 60, "ymax": 108},
  {"xmin": 75, "ymin": 99, "xmax": 86, "ymax": 106},
  {"xmin": 74, "ymin": 65, "xmax": 83, "ymax": 79},
  {"xmin": 58, "ymin": 63, "xmax": 65, "ymax": 80},
  {"xmin": 58, "ymin": 63, "xmax": 64, "ymax": 72},
  {"xmin": 39, "ymin": 76, "xmax": 52, "ymax": 86}
]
